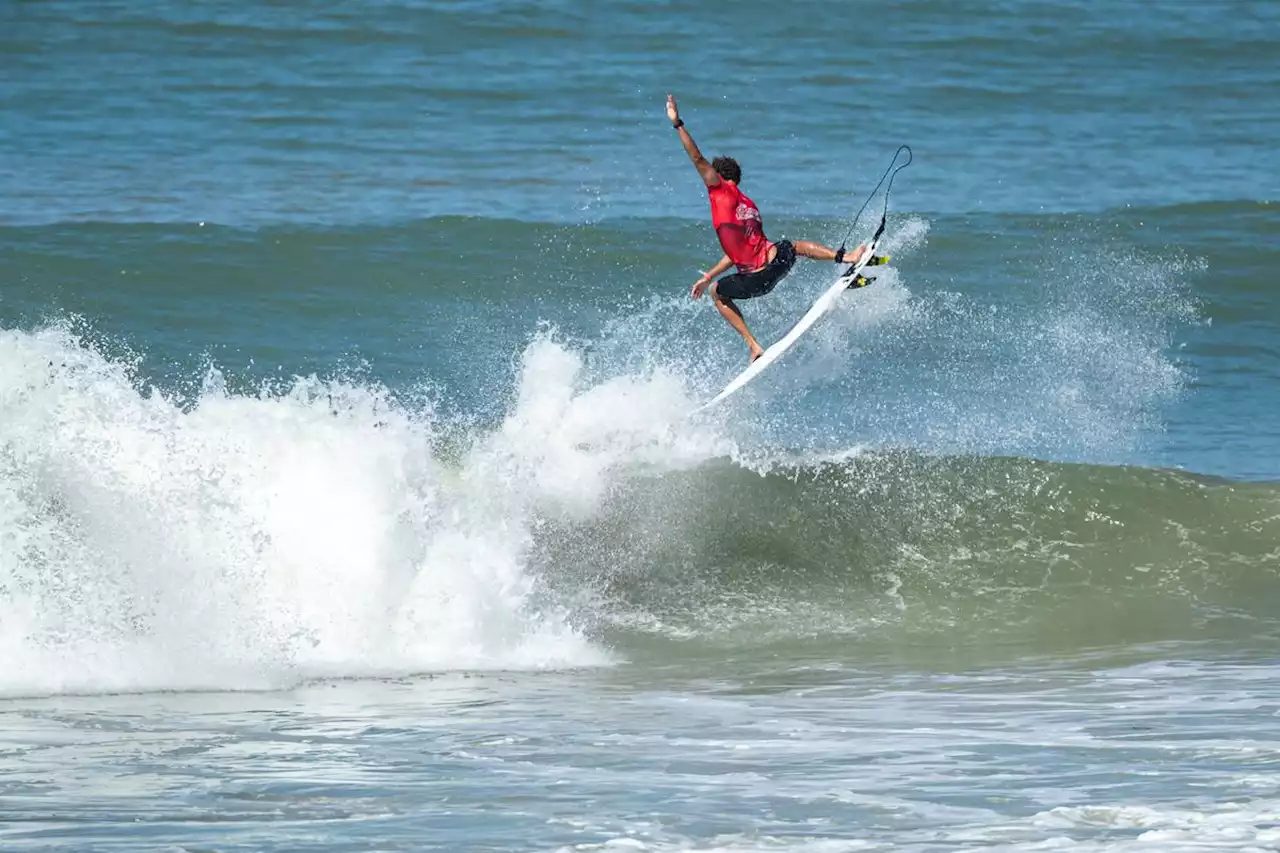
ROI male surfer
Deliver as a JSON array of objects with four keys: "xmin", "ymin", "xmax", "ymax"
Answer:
[{"xmin": 666, "ymin": 94, "xmax": 870, "ymax": 362}]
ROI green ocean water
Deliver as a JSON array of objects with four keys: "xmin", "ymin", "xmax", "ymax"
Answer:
[{"xmin": 1, "ymin": 2, "xmax": 1278, "ymax": 851}]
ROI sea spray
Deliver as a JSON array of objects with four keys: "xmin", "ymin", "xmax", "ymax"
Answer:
[{"xmin": 714, "ymin": 220, "xmax": 1198, "ymax": 461}]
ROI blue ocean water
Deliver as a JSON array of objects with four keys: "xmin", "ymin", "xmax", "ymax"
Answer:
[{"xmin": 1, "ymin": 2, "xmax": 1278, "ymax": 851}]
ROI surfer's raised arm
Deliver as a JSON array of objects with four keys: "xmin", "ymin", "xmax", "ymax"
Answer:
[{"xmin": 666, "ymin": 95, "xmax": 720, "ymax": 188}]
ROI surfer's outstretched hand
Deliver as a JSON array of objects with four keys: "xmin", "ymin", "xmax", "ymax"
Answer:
[
  {"xmin": 690, "ymin": 275, "xmax": 711, "ymax": 300},
  {"xmin": 666, "ymin": 95, "xmax": 680, "ymax": 124}
]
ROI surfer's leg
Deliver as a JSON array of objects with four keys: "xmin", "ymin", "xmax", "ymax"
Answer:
[
  {"xmin": 710, "ymin": 286, "xmax": 764, "ymax": 362},
  {"xmin": 793, "ymin": 240, "xmax": 867, "ymax": 264}
]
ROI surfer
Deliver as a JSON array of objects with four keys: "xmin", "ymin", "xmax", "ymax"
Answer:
[{"xmin": 666, "ymin": 94, "xmax": 870, "ymax": 362}]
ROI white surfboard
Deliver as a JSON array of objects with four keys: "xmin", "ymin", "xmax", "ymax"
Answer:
[{"xmin": 695, "ymin": 241, "xmax": 883, "ymax": 412}]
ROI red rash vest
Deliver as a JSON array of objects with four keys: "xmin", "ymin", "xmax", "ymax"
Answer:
[{"xmin": 708, "ymin": 180, "xmax": 773, "ymax": 272}]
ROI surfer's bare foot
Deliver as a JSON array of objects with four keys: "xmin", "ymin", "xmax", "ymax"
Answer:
[{"xmin": 749, "ymin": 347, "xmax": 764, "ymax": 363}]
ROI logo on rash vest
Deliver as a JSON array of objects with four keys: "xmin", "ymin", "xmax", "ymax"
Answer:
[{"xmin": 736, "ymin": 203, "xmax": 761, "ymax": 223}]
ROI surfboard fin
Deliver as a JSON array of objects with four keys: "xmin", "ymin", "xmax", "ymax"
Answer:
[{"xmin": 845, "ymin": 274, "xmax": 875, "ymax": 290}]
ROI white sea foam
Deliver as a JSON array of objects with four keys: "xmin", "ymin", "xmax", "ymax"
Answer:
[{"xmin": 0, "ymin": 325, "xmax": 723, "ymax": 696}]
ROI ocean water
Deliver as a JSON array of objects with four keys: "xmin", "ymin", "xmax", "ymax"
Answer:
[{"xmin": 1, "ymin": 1, "xmax": 1279, "ymax": 851}]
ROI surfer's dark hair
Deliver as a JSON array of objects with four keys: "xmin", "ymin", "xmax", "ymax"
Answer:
[{"xmin": 712, "ymin": 157, "xmax": 741, "ymax": 183}]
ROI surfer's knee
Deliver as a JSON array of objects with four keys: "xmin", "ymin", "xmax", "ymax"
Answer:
[{"xmin": 712, "ymin": 291, "xmax": 739, "ymax": 314}]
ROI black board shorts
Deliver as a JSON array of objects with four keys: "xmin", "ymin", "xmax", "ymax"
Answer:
[{"xmin": 713, "ymin": 240, "xmax": 797, "ymax": 301}]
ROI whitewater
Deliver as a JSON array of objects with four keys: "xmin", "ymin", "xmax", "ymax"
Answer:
[{"xmin": 0, "ymin": 325, "xmax": 688, "ymax": 694}]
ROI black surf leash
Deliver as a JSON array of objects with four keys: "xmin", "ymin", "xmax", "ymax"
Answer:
[{"xmin": 836, "ymin": 144, "xmax": 913, "ymax": 261}]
